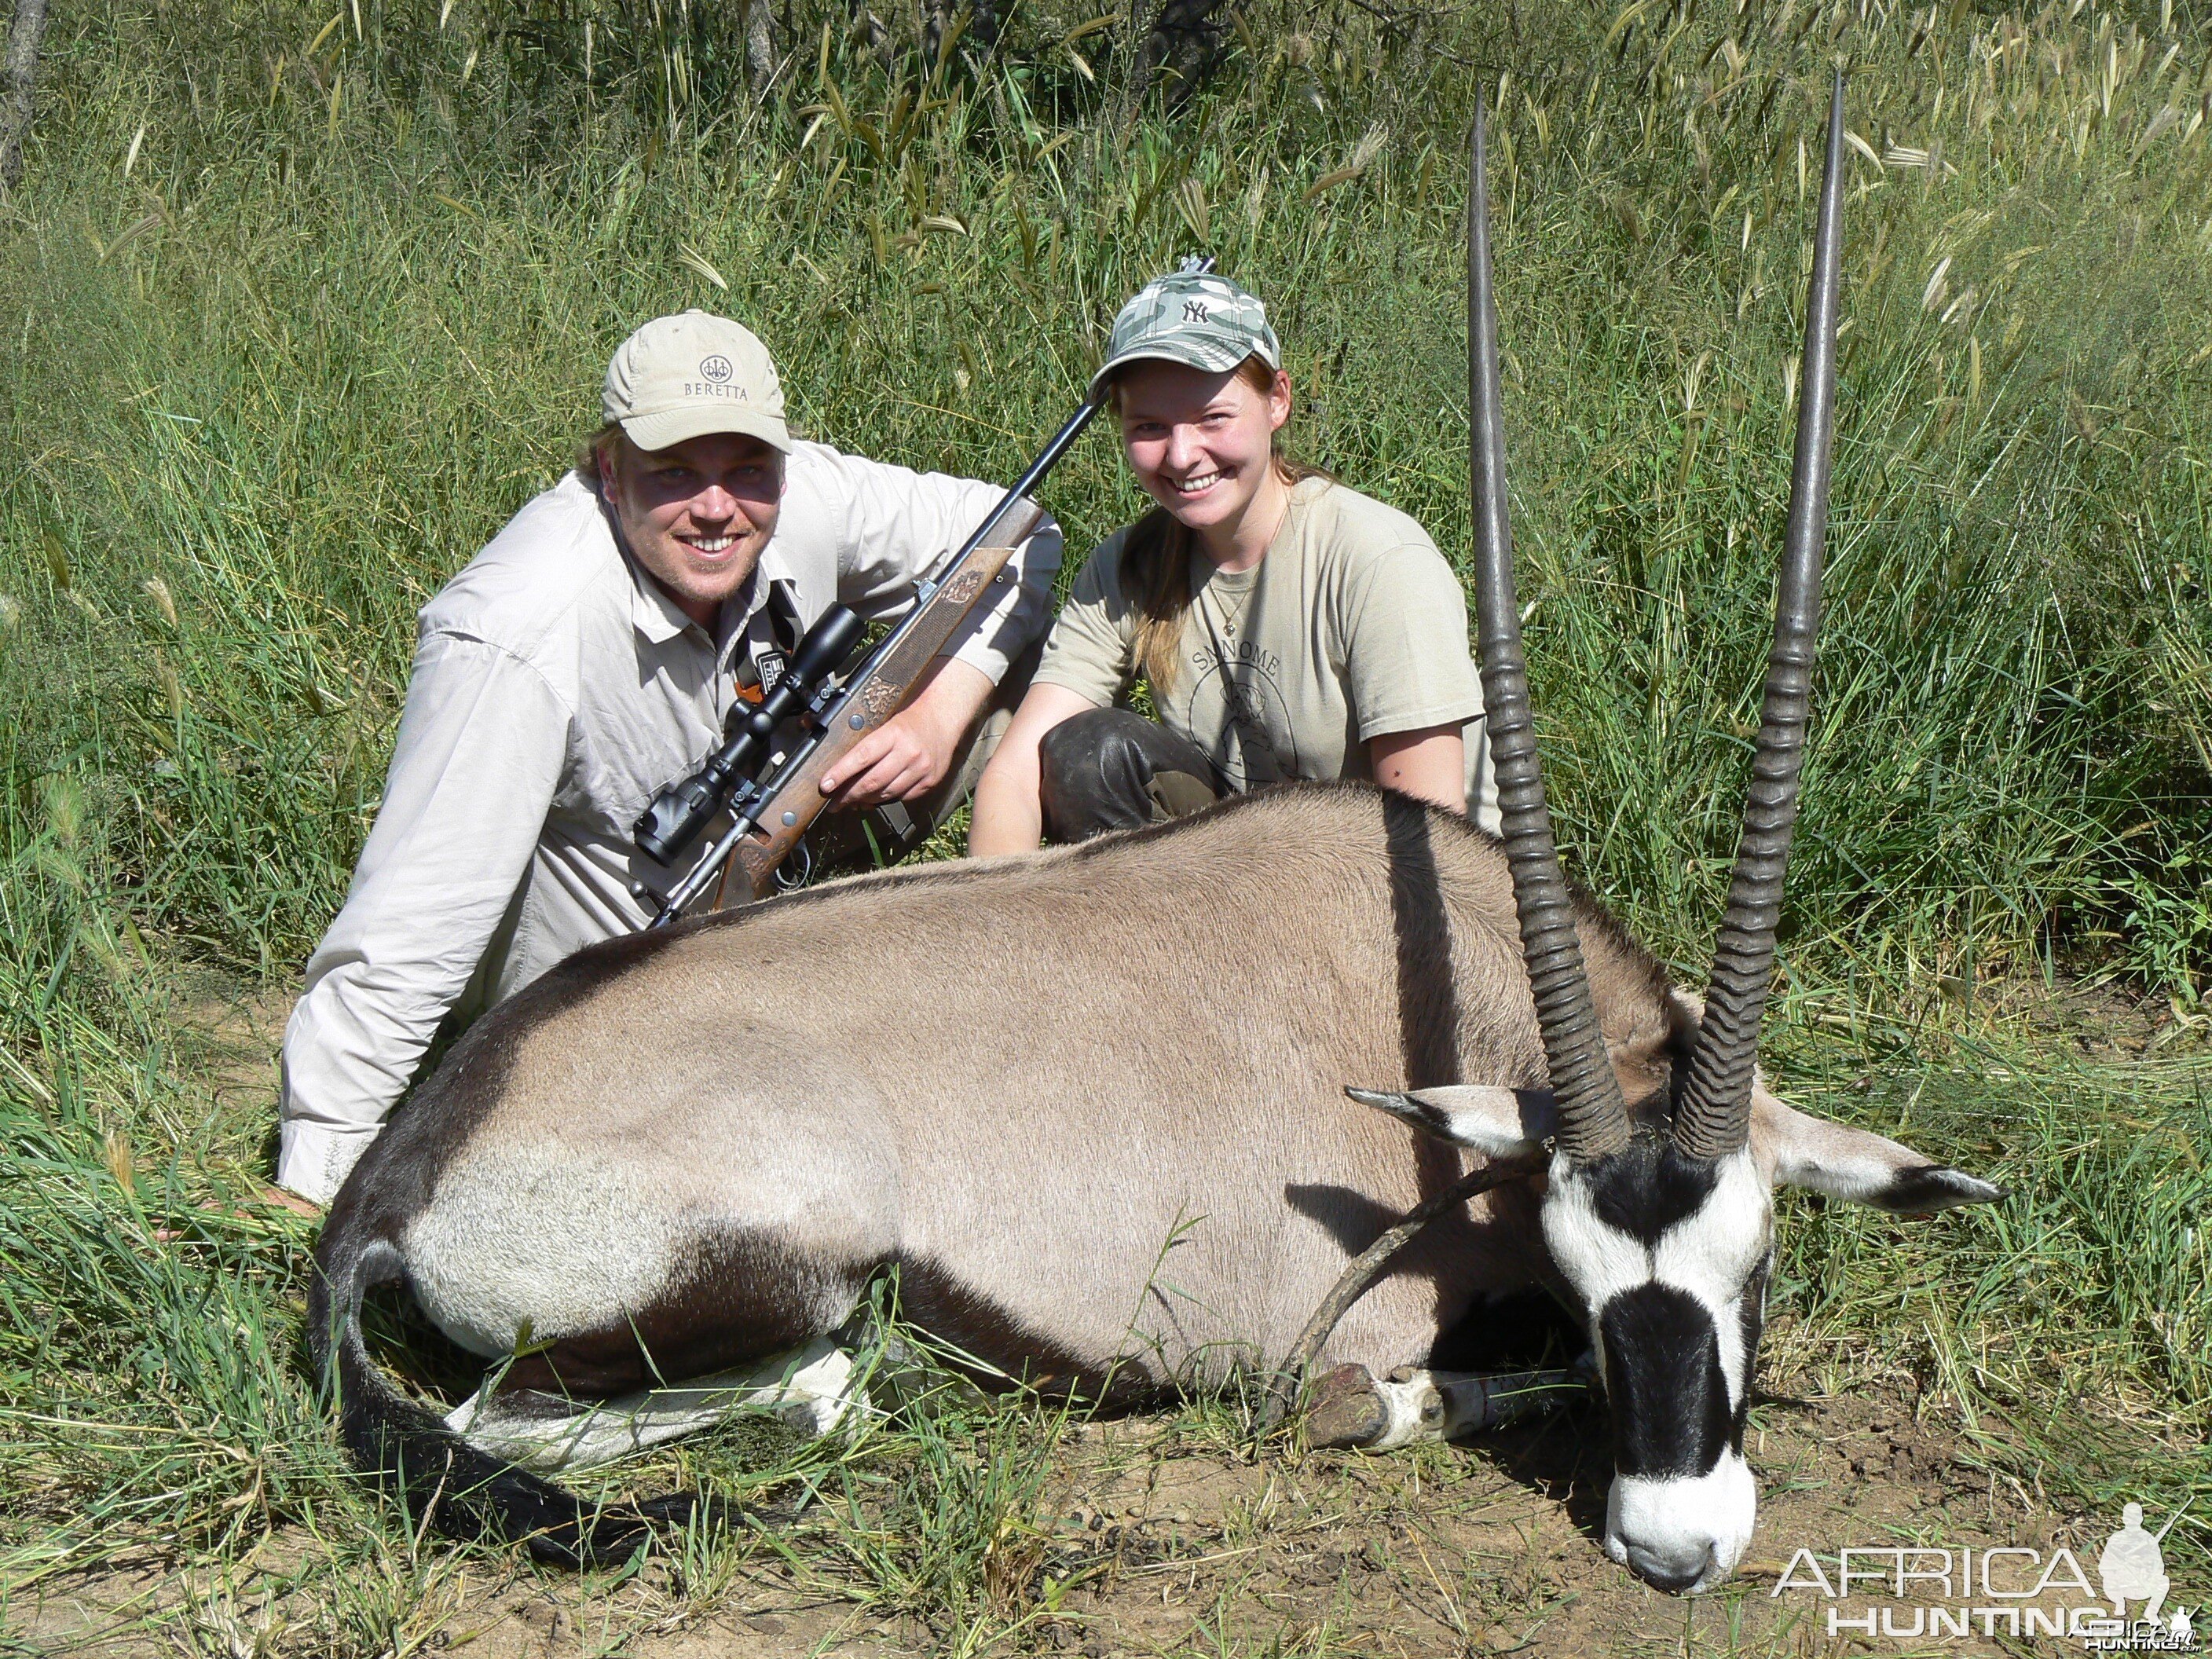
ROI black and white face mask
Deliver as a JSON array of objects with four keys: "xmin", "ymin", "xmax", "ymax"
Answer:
[{"xmin": 1358, "ymin": 1080, "xmax": 2002, "ymax": 1595}]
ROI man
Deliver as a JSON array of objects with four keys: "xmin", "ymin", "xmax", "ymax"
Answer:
[{"xmin": 275, "ymin": 310, "xmax": 1061, "ymax": 1207}]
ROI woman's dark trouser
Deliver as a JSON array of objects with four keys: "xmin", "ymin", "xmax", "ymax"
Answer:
[{"xmin": 1038, "ymin": 707, "xmax": 1225, "ymax": 843}]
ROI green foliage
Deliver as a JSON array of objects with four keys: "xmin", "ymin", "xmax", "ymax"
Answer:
[
  {"xmin": 1, "ymin": 0, "xmax": 2208, "ymax": 1644},
  {"xmin": 1767, "ymin": 1026, "xmax": 2212, "ymax": 1545}
]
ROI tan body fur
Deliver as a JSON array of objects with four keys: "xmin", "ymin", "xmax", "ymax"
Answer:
[{"xmin": 344, "ymin": 784, "xmax": 1675, "ymax": 1397}]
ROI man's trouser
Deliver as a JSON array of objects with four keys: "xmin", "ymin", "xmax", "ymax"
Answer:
[{"xmin": 1036, "ymin": 707, "xmax": 1228, "ymax": 844}]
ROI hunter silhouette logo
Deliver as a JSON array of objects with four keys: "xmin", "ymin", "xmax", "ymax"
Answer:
[
  {"xmin": 2086, "ymin": 1503, "xmax": 2196, "ymax": 1651},
  {"xmin": 700, "ymin": 354, "xmax": 734, "ymax": 383}
]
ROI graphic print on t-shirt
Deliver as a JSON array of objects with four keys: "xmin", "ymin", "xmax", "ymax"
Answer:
[{"xmin": 1185, "ymin": 638, "xmax": 1298, "ymax": 787}]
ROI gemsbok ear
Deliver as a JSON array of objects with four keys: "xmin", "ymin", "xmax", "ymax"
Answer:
[
  {"xmin": 1350, "ymin": 1085, "xmax": 1557, "ymax": 1160},
  {"xmin": 1751, "ymin": 1086, "xmax": 2005, "ymax": 1214}
]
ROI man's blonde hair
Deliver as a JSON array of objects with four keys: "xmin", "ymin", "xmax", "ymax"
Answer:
[{"xmin": 574, "ymin": 421, "xmax": 624, "ymax": 485}]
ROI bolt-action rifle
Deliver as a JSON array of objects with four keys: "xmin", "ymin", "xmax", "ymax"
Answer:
[
  {"xmin": 630, "ymin": 407, "xmax": 1066, "ymax": 928},
  {"xmin": 635, "ymin": 497, "xmax": 1049, "ymax": 926}
]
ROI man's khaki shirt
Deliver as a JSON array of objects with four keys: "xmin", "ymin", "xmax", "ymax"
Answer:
[{"xmin": 277, "ymin": 445, "xmax": 1060, "ymax": 1203}]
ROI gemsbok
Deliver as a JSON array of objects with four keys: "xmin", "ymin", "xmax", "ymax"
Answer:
[{"xmin": 311, "ymin": 75, "xmax": 2001, "ymax": 1592}]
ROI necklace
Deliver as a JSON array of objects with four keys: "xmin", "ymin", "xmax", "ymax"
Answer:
[
  {"xmin": 1201, "ymin": 568, "xmax": 1258, "ymax": 648},
  {"xmin": 1198, "ymin": 480, "xmax": 1294, "ymax": 644}
]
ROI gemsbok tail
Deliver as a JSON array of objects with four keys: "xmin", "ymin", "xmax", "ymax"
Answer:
[{"xmin": 309, "ymin": 1220, "xmax": 709, "ymax": 1566}]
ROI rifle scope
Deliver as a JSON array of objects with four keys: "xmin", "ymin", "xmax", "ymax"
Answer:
[{"xmin": 631, "ymin": 602, "xmax": 867, "ymax": 866}]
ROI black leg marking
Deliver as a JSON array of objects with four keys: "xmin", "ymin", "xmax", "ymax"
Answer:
[{"xmin": 501, "ymin": 1230, "xmax": 866, "ymax": 1399}]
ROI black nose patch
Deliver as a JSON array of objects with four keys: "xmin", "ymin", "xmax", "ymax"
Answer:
[{"xmin": 1601, "ymin": 1283, "xmax": 1734, "ymax": 1478}]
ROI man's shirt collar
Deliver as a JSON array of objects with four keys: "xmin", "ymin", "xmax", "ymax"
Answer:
[{"xmin": 627, "ymin": 562, "xmax": 700, "ymax": 645}]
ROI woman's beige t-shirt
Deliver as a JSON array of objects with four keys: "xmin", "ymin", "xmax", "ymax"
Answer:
[{"xmin": 1035, "ymin": 476, "xmax": 1499, "ymax": 826}]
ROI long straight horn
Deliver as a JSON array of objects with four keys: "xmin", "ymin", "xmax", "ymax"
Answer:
[
  {"xmin": 1467, "ymin": 96, "xmax": 1632, "ymax": 1166},
  {"xmin": 1674, "ymin": 73, "xmax": 1848, "ymax": 1161}
]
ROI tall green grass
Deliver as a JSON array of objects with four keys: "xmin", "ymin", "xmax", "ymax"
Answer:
[
  {"xmin": 2, "ymin": 0, "xmax": 2209, "ymax": 1646},
  {"xmin": 5, "ymin": 0, "xmax": 2207, "ymax": 991}
]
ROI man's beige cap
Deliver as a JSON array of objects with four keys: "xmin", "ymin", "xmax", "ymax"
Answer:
[{"xmin": 602, "ymin": 309, "xmax": 792, "ymax": 453}]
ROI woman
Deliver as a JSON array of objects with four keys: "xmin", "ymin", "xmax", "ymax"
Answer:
[{"xmin": 969, "ymin": 269, "xmax": 1497, "ymax": 854}]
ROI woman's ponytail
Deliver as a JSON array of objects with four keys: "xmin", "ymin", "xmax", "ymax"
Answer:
[{"xmin": 1120, "ymin": 507, "xmax": 1197, "ymax": 695}]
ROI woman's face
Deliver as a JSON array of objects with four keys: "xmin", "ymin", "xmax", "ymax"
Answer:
[{"xmin": 1116, "ymin": 361, "xmax": 1292, "ymax": 538}]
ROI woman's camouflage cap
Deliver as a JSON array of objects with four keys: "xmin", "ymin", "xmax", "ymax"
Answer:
[{"xmin": 1090, "ymin": 269, "xmax": 1281, "ymax": 399}]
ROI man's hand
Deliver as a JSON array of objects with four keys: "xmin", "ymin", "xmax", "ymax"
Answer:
[
  {"xmin": 819, "ymin": 704, "xmax": 958, "ymax": 805},
  {"xmin": 819, "ymin": 658, "xmax": 994, "ymax": 808},
  {"xmin": 251, "ymin": 1184, "xmax": 325, "ymax": 1218}
]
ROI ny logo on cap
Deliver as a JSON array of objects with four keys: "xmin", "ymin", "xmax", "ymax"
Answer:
[
  {"xmin": 1182, "ymin": 300, "xmax": 1209, "ymax": 323},
  {"xmin": 700, "ymin": 355, "xmax": 734, "ymax": 383}
]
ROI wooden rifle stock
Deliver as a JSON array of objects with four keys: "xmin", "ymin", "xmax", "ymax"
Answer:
[{"xmin": 709, "ymin": 499, "xmax": 1045, "ymax": 908}]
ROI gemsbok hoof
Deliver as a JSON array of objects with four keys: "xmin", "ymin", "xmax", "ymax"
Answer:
[
  {"xmin": 1306, "ymin": 1364, "xmax": 1453, "ymax": 1450},
  {"xmin": 1304, "ymin": 1364, "xmax": 1391, "ymax": 1448}
]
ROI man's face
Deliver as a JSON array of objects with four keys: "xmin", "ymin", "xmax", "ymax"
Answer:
[{"xmin": 599, "ymin": 430, "xmax": 786, "ymax": 626}]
